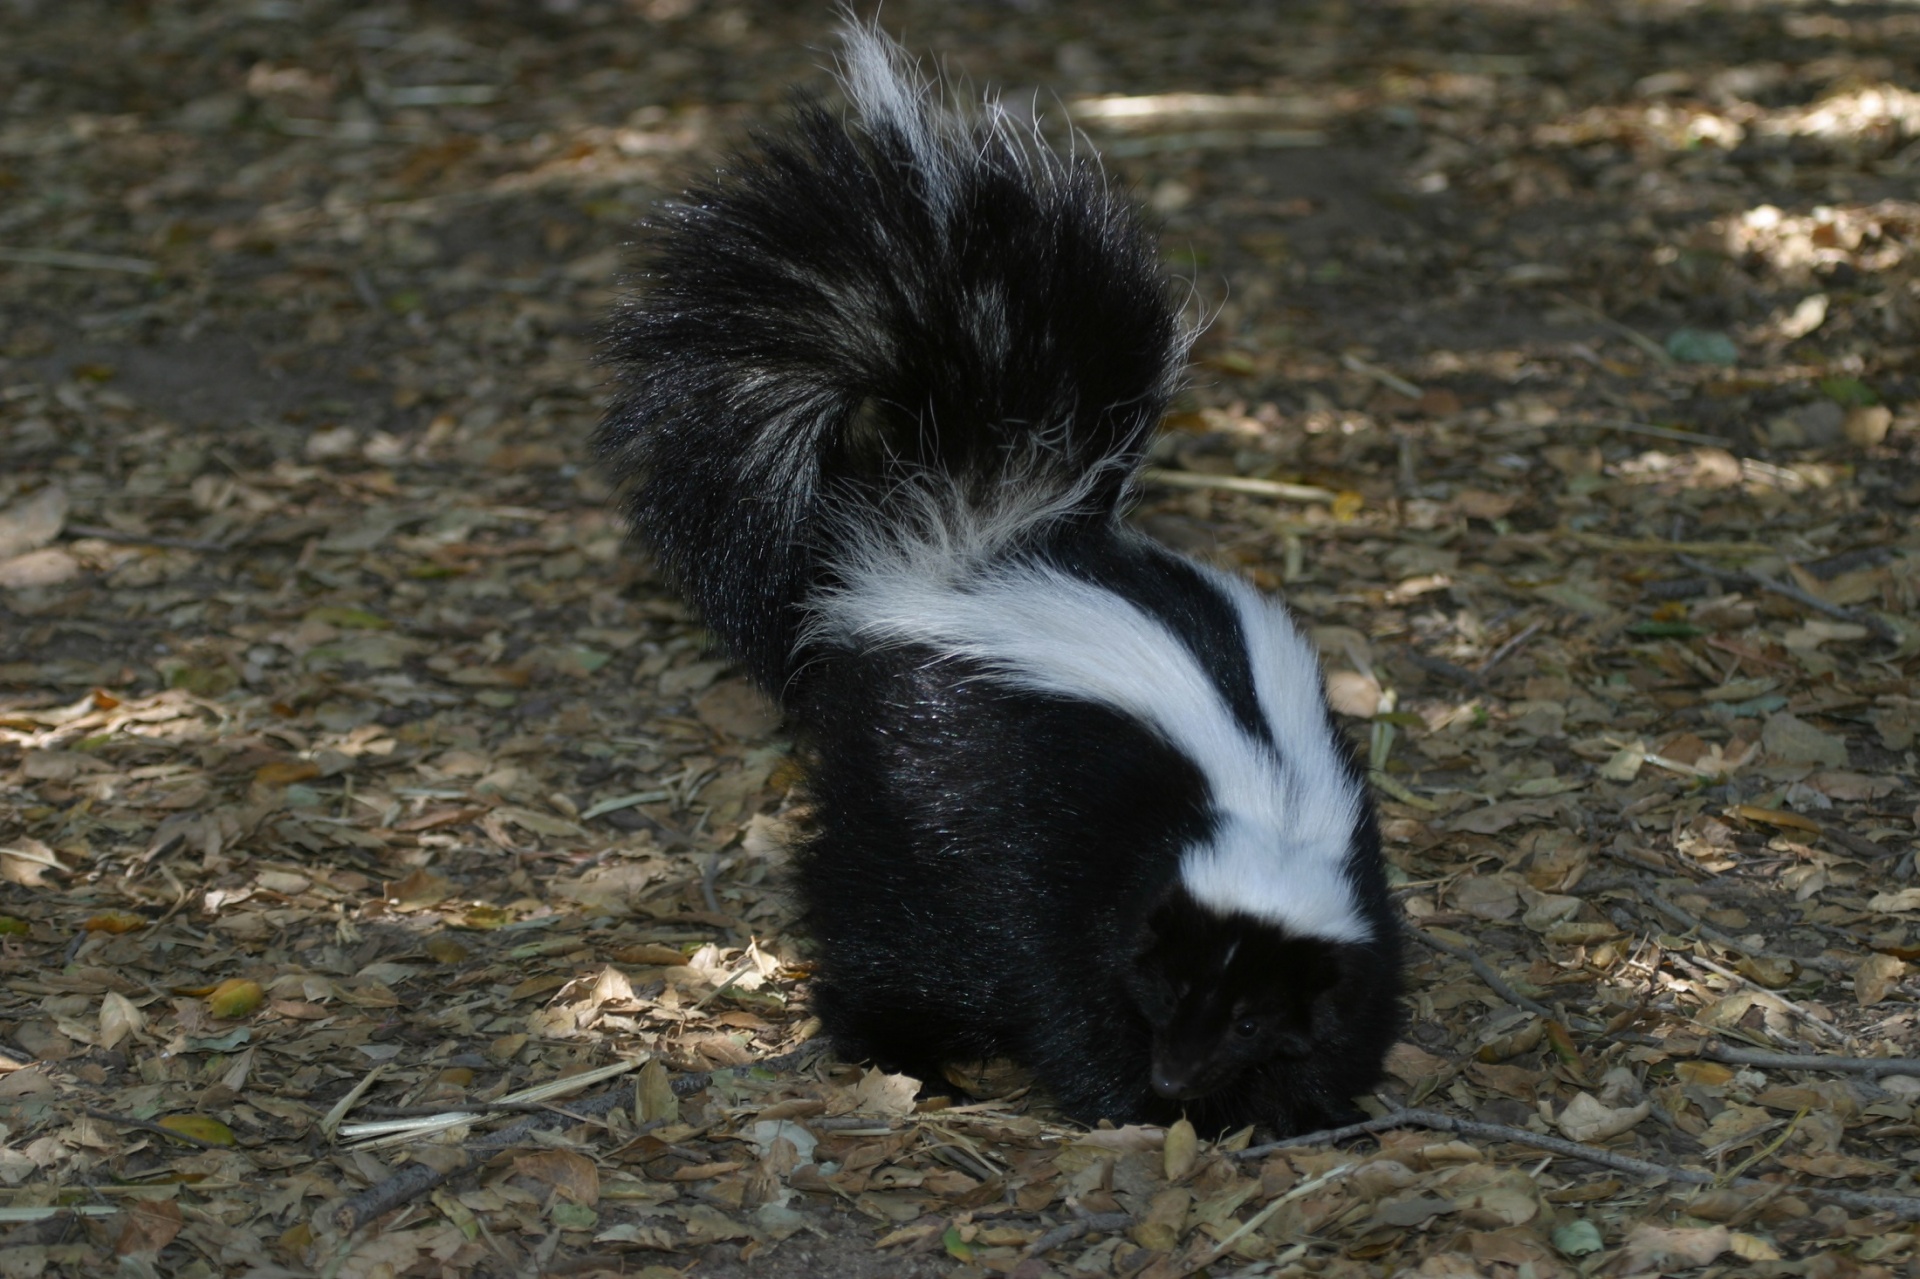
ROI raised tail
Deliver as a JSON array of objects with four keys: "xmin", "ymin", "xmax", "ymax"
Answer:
[{"xmin": 596, "ymin": 23, "xmax": 1189, "ymax": 690}]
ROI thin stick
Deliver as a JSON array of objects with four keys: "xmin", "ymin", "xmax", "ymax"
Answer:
[
  {"xmin": 1552, "ymin": 294, "xmax": 1676, "ymax": 367},
  {"xmin": 1409, "ymin": 928, "xmax": 1561, "ymax": 1022},
  {"xmin": 1677, "ymin": 554, "xmax": 1900, "ymax": 644},
  {"xmin": 1139, "ymin": 468, "xmax": 1335, "ymax": 504},
  {"xmin": 1682, "ymin": 1043, "xmax": 1920, "ymax": 1076},
  {"xmin": 1021, "ymin": 1211, "xmax": 1131, "ymax": 1259},
  {"xmin": 1569, "ymin": 531, "xmax": 1775, "ymax": 557},
  {"xmin": 0, "ymin": 247, "xmax": 158, "ymax": 274},
  {"xmin": 1568, "ymin": 419, "xmax": 1729, "ymax": 448},
  {"xmin": 1671, "ymin": 951, "xmax": 1845, "ymax": 1045},
  {"xmin": 1478, "ymin": 618, "xmax": 1544, "ymax": 677},
  {"xmin": 1180, "ymin": 1165, "xmax": 1350, "ymax": 1274},
  {"xmin": 65, "ymin": 524, "xmax": 232, "ymax": 553},
  {"xmin": 1642, "ymin": 890, "xmax": 1848, "ymax": 975},
  {"xmin": 1340, "ymin": 352, "xmax": 1422, "ymax": 399},
  {"xmin": 1236, "ymin": 1107, "xmax": 1920, "ymax": 1220},
  {"xmin": 1401, "ymin": 647, "xmax": 1483, "ymax": 689},
  {"xmin": 328, "ymin": 1049, "xmax": 816, "ymax": 1232}
]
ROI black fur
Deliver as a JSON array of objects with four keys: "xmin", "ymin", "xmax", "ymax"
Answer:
[{"xmin": 597, "ymin": 27, "xmax": 1401, "ymax": 1135}]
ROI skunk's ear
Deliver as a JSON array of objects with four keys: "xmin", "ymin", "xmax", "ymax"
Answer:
[
  {"xmin": 1135, "ymin": 884, "xmax": 1180, "ymax": 948},
  {"xmin": 1308, "ymin": 944, "xmax": 1346, "ymax": 997},
  {"xmin": 1270, "ymin": 938, "xmax": 1345, "ymax": 1014}
]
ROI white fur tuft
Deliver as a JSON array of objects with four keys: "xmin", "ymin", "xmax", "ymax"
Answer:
[{"xmin": 835, "ymin": 21, "xmax": 960, "ymax": 213}]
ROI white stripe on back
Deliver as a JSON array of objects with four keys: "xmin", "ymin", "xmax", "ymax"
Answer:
[{"xmin": 813, "ymin": 548, "xmax": 1371, "ymax": 942}]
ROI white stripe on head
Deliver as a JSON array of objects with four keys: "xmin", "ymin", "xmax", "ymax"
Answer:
[
  {"xmin": 1180, "ymin": 565, "xmax": 1368, "ymax": 939},
  {"xmin": 812, "ymin": 532, "xmax": 1371, "ymax": 942}
]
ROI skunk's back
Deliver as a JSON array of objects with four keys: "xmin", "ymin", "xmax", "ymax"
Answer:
[{"xmin": 596, "ymin": 26, "xmax": 1188, "ymax": 689}]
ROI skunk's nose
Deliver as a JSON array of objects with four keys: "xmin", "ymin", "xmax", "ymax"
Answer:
[{"xmin": 1151, "ymin": 1071, "xmax": 1192, "ymax": 1100}]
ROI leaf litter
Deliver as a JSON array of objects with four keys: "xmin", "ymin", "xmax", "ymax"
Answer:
[{"xmin": 2, "ymin": 0, "xmax": 1918, "ymax": 1276}]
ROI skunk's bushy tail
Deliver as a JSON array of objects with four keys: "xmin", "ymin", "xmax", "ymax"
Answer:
[{"xmin": 596, "ymin": 24, "xmax": 1188, "ymax": 690}]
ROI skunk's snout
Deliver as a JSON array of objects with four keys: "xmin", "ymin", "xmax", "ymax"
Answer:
[
  {"xmin": 1150, "ymin": 1063, "xmax": 1205, "ymax": 1101},
  {"xmin": 1150, "ymin": 1072, "xmax": 1188, "ymax": 1100}
]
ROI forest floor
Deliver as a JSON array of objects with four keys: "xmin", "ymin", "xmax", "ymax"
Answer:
[{"xmin": 2, "ymin": 1, "xmax": 1918, "ymax": 1276}]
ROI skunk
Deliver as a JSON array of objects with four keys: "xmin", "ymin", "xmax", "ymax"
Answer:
[{"xmin": 597, "ymin": 24, "xmax": 1401, "ymax": 1135}]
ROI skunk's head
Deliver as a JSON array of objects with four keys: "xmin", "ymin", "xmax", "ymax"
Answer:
[{"xmin": 1125, "ymin": 882, "xmax": 1399, "ymax": 1125}]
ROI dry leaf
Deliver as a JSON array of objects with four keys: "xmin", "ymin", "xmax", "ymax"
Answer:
[
  {"xmin": 1622, "ymin": 1224, "xmax": 1729, "ymax": 1274},
  {"xmin": 157, "ymin": 1115, "xmax": 236, "ymax": 1146},
  {"xmin": 1451, "ymin": 874, "xmax": 1521, "ymax": 921},
  {"xmin": 1073, "ymin": 1125, "xmax": 1165, "ymax": 1153},
  {"xmin": 1698, "ymin": 1104, "xmax": 1774, "ymax": 1149},
  {"xmin": 1556, "ymin": 1092, "xmax": 1650, "ymax": 1142},
  {"xmin": 1131, "ymin": 1186, "xmax": 1191, "ymax": 1250},
  {"xmin": 1760, "ymin": 711, "xmax": 1849, "ymax": 767},
  {"xmin": 1871, "ymin": 888, "xmax": 1920, "ymax": 914},
  {"xmin": 513, "ymin": 1149, "xmax": 601, "ymax": 1205},
  {"xmin": 0, "ymin": 485, "xmax": 69, "ymax": 559},
  {"xmin": 1162, "ymin": 1117, "xmax": 1199, "ymax": 1181},
  {"xmin": 98, "ymin": 991, "xmax": 144, "ymax": 1051},
  {"xmin": 113, "ymin": 1197, "xmax": 183, "ymax": 1258},
  {"xmin": 637, "ymin": 1058, "xmax": 678, "ymax": 1124},
  {"xmin": 1777, "ymin": 1152, "xmax": 1898, "ymax": 1179},
  {"xmin": 208, "ymin": 978, "xmax": 265, "ymax": 1019},
  {"xmin": 1383, "ymin": 1042, "xmax": 1449, "ymax": 1084},
  {"xmin": 1855, "ymin": 953, "xmax": 1907, "ymax": 1005},
  {"xmin": 844, "ymin": 1067, "xmax": 920, "ymax": 1118}
]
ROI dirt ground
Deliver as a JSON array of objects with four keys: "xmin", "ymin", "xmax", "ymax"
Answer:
[{"xmin": 2, "ymin": 1, "xmax": 1918, "ymax": 1276}]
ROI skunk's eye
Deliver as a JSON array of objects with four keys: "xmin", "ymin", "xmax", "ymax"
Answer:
[{"xmin": 1233, "ymin": 1017, "xmax": 1260, "ymax": 1039}]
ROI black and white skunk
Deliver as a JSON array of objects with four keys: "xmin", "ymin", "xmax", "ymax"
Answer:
[{"xmin": 597, "ymin": 24, "xmax": 1401, "ymax": 1135}]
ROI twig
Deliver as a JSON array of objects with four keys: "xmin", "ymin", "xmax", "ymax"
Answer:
[
  {"xmin": 1369, "ymin": 771, "xmax": 1441, "ymax": 812},
  {"xmin": 1723, "ymin": 1107, "xmax": 1806, "ymax": 1180},
  {"xmin": 1139, "ymin": 468, "xmax": 1336, "ymax": 505},
  {"xmin": 1600, "ymin": 840, "xmax": 1701, "ymax": 880},
  {"xmin": 1021, "ymin": 1211, "xmax": 1131, "ymax": 1259},
  {"xmin": 1478, "ymin": 618, "xmax": 1544, "ymax": 677},
  {"xmin": 0, "ymin": 246, "xmax": 158, "ymax": 274},
  {"xmin": 1676, "ymin": 554, "xmax": 1901, "ymax": 644},
  {"xmin": 1820, "ymin": 826, "xmax": 1894, "ymax": 861},
  {"xmin": 356, "ymin": 1099, "xmax": 646, "ymax": 1119},
  {"xmin": 65, "ymin": 523, "xmax": 233, "ymax": 553},
  {"xmin": 81, "ymin": 1107, "xmax": 224, "ymax": 1150},
  {"xmin": 1409, "ymin": 928, "xmax": 1562, "ymax": 1023},
  {"xmin": 1568, "ymin": 419, "xmax": 1730, "ymax": 448},
  {"xmin": 1340, "ymin": 352, "xmax": 1422, "ymax": 399},
  {"xmin": 1671, "ymin": 951, "xmax": 1846, "ymax": 1045},
  {"xmin": 1552, "ymin": 293, "xmax": 1676, "ymax": 367},
  {"xmin": 1677, "ymin": 1043, "xmax": 1920, "ymax": 1076},
  {"xmin": 327, "ymin": 1048, "xmax": 816, "ymax": 1232},
  {"xmin": 1237, "ymin": 1107, "xmax": 1920, "ymax": 1220},
  {"xmin": 1642, "ymin": 890, "xmax": 1848, "ymax": 975},
  {"xmin": 1179, "ymin": 1165, "xmax": 1351, "ymax": 1274},
  {"xmin": 1401, "ymin": 647, "xmax": 1483, "ymax": 689},
  {"xmin": 1568, "ymin": 531, "xmax": 1775, "ymax": 557}
]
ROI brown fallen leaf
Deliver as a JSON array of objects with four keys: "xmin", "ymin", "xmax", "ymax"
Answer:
[
  {"xmin": 513, "ymin": 1149, "xmax": 600, "ymax": 1204},
  {"xmin": 1556, "ymin": 1092, "xmax": 1650, "ymax": 1142},
  {"xmin": 1384, "ymin": 1041, "xmax": 1449, "ymax": 1084},
  {"xmin": 1854, "ymin": 953, "xmax": 1907, "ymax": 1006},
  {"xmin": 1776, "ymin": 1152, "xmax": 1898, "ymax": 1179},
  {"xmin": 1621, "ymin": 1224, "xmax": 1729, "ymax": 1275},
  {"xmin": 114, "ymin": 1196, "xmax": 183, "ymax": 1258}
]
